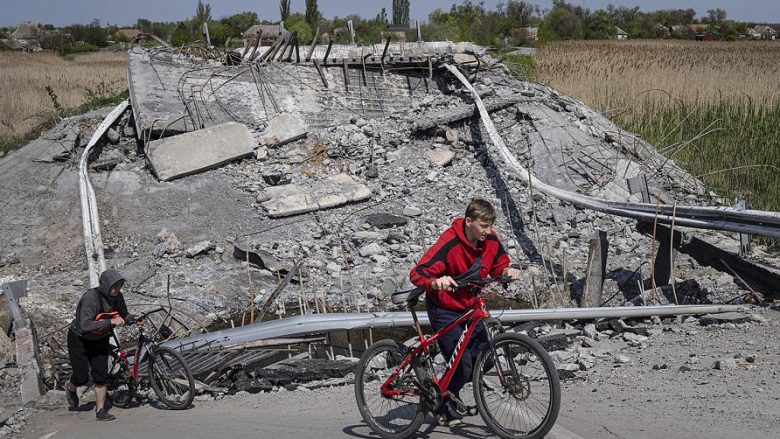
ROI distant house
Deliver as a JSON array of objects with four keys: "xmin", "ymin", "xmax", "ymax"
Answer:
[
  {"xmin": 384, "ymin": 24, "xmax": 409, "ymax": 43},
  {"xmin": 518, "ymin": 27, "xmax": 539, "ymax": 42},
  {"xmin": 6, "ymin": 21, "xmax": 42, "ymax": 51},
  {"xmin": 615, "ymin": 26, "xmax": 628, "ymax": 40},
  {"xmin": 243, "ymin": 23, "xmax": 285, "ymax": 48},
  {"xmin": 687, "ymin": 24, "xmax": 712, "ymax": 41},
  {"xmin": 748, "ymin": 25, "xmax": 777, "ymax": 40},
  {"xmin": 114, "ymin": 28, "xmax": 142, "ymax": 42}
]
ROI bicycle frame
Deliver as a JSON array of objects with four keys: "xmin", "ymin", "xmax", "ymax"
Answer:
[{"xmin": 380, "ymin": 295, "xmax": 500, "ymax": 400}]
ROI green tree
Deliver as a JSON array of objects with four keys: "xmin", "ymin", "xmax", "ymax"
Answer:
[
  {"xmin": 583, "ymin": 10, "xmax": 617, "ymax": 39},
  {"xmin": 284, "ymin": 13, "xmax": 314, "ymax": 44},
  {"xmin": 376, "ymin": 7, "xmax": 388, "ymax": 24},
  {"xmin": 170, "ymin": 21, "xmax": 193, "ymax": 46},
  {"xmin": 195, "ymin": 1, "xmax": 212, "ymax": 27},
  {"xmin": 279, "ymin": 0, "xmax": 291, "ymax": 22},
  {"xmin": 305, "ymin": 0, "xmax": 320, "ymax": 28},
  {"xmin": 207, "ymin": 21, "xmax": 230, "ymax": 46},
  {"xmin": 393, "ymin": 0, "xmax": 410, "ymax": 26},
  {"xmin": 705, "ymin": 8, "xmax": 727, "ymax": 25},
  {"xmin": 220, "ymin": 11, "xmax": 259, "ymax": 38}
]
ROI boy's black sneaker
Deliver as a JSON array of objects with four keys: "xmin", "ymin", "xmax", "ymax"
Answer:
[
  {"xmin": 435, "ymin": 401, "xmax": 464, "ymax": 427},
  {"xmin": 96, "ymin": 409, "xmax": 116, "ymax": 421},
  {"xmin": 65, "ymin": 388, "xmax": 79, "ymax": 411}
]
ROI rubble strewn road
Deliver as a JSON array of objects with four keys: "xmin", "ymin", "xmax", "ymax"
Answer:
[{"xmin": 9, "ymin": 309, "xmax": 780, "ymax": 439}]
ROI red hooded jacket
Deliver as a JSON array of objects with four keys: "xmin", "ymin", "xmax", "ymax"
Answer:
[{"xmin": 410, "ymin": 217, "xmax": 511, "ymax": 311}]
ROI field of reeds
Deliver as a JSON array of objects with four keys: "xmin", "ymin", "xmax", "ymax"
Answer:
[
  {"xmin": 0, "ymin": 51, "xmax": 128, "ymax": 153},
  {"xmin": 534, "ymin": 40, "xmax": 780, "ymax": 218}
]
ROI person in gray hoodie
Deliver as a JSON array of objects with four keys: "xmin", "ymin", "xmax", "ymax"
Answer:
[{"xmin": 65, "ymin": 268, "xmax": 136, "ymax": 421}]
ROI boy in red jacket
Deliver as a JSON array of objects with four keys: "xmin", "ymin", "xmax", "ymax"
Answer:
[{"xmin": 410, "ymin": 198, "xmax": 520, "ymax": 426}]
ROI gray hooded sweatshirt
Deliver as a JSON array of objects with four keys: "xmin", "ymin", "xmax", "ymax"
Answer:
[{"xmin": 69, "ymin": 268, "xmax": 134, "ymax": 341}]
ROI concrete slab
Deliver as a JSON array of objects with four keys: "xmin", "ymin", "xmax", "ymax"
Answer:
[
  {"xmin": 260, "ymin": 173, "xmax": 371, "ymax": 218},
  {"xmin": 146, "ymin": 122, "xmax": 255, "ymax": 181},
  {"xmin": 260, "ymin": 113, "xmax": 308, "ymax": 147}
]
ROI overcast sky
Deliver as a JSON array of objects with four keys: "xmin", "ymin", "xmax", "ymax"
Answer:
[{"xmin": 1, "ymin": 1, "xmax": 778, "ymax": 28}]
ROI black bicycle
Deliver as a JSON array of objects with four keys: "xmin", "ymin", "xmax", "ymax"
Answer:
[{"xmin": 107, "ymin": 307, "xmax": 196, "ymax": 410}]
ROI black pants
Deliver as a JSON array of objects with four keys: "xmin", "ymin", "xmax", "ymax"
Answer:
[
  {"xmin": 67, "ymin": 329, "xmax": 111, "ymax": 386},
  {"xmin": 426, "ymin": 298, "xmax": 489, "ymax": 397}
]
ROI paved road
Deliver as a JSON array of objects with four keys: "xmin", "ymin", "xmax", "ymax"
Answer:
[{"xmin": 20, "ymin": 385, "xmax": 584, "ymax": 439}]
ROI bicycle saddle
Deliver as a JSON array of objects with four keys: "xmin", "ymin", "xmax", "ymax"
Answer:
[{"xmin": 391, "ymin": 287, "xmax": 424, "ymax": 305}]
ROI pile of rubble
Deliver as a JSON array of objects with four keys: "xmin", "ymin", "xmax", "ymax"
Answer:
[{"xmin": 1, "ymin": 41, "xmax": 779, "ymax": 410}]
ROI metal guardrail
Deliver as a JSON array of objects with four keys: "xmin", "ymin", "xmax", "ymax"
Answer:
[
  {"xmin": 79, "ymin": 100, "xmax": 130, "ymax": 287},
  {"xmin": 165, "ymin": 304, "xmax": 748, "ymax": 353}
]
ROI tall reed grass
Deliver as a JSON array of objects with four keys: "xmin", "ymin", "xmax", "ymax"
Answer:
[{"xmin": 535, "ymin": 40, "xmax": 780, "ymax": 216}]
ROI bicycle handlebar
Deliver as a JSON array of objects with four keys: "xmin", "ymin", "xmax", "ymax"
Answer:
[
  {"xmin": 126, "ymin": 307, "xmax": 167, "ymax": 324},
  {"xmin": 456, "ymin": 275, "xmax": 515, "ymax": 289}
]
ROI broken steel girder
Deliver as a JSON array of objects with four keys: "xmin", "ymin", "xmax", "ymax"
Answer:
[
  {"xmin": 165, "ymin": 304, "xmax": 748, "ymax": 353},
  {"xmin": 443, "ymin": 64, "xmax": 780, "ymax": 239}
]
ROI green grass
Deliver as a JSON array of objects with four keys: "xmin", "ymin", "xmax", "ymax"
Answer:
[
  {"xmin": 611, "ymin": 97, "xmax": 780, "ymax": 212},
  {"xmin": 502, "ymin": 53, "xmax": 537, "ymax": 81}
]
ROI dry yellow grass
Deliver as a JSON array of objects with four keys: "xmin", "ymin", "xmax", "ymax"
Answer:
[
  {"xmin": 0, "ymin": 51, "xmax": 127, "ymax": 139},
  {"xmin": 535, "ymin": 40, "xmax": 780, "ymax": 111}
]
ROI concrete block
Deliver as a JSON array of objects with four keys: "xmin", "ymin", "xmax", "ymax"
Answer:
[
  {"xmin": 261, "ymin": 173, "xmax": 370, "ymax": 218},
  {"xmin": 147, "ymin": 122, "xmax": 255, "ymax": 181},
  {"xmin": 260, "ymin": 113, "xmax": 308, "ymax": 147},
  {"xmin": 14, "ymin": 320, "xmax": 46, "ymax": 404},
  {"xmin": 425, "ymin": 148, "xmax": 455, "ymax": 167}
]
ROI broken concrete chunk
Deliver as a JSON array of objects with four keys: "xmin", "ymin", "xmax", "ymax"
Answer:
[
  {"xmin": 260, "ymin": 173, "xmax": 371, "ymax": 218},
  {"xmin": 154, "ymin": 229, "xmax": 180, "ymax": 257},
  {"xmin": 403, "ymin": 206, "xmax": 423, "ymax": 217},
  {"xmin": 445, "ymin": 128, "xmax": 459, "ymax": 143},
  {"xmin": 714, "ymin": 358, "xmax": 738, "ymax": 370},
  {"xmin": 186, "ymin": 241, "xmax": 215, "ymax": 258},
  {"xmin": 147, "ymin": 122, "xmax": 254, "ymax": 181},
  {"xmin": 364, "ymin": 213, "xmax": 408, "ymax": 229},
  {"xmin": 260, "ymin": 113, "xmax": 308, "ymax": 147},
  {"xmin": 700, "ymin": 312, "xmax": 751, "ymax": 326},
  {"xmin": 425, "ymin": 147, "xmax": 455, "ymax": 167},
  {"xmin": 359, "ymin": 243, "xmax": 383, "ymax": 257}
]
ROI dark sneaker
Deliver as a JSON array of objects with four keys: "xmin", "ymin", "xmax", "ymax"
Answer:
[
  {"xmin": 65, "ymin": 388, "xmax": 79, "ymax": 411},
  {"xmin": 96, "ymin": 409, "xmax": 116, "ymax": 421},
  {"xmin": 435, "ymin": 402, "xmax": 463, "ymax": 427}
]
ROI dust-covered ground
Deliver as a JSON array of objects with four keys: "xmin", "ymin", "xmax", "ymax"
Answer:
[{"xmin": 7, "ymin": 307, "xmax": 780, "ymax": 439}]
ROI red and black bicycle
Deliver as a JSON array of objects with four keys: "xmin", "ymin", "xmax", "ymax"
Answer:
[
  {"xmin": 354, "ymin": 272, "xmax": 560, "ymax": 439},
  {"xmin": 107, "ymin": 307, "xmax": 196, "ymax": 410}
]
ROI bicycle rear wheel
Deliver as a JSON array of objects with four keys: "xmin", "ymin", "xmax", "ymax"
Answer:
[
  {"xmin": 473, "ymin": 333, "xmax": 560, "ymax": 439},
  {"xmin": 148, "ymin": 346, "xmax": 195, "ymax": 410},
  {"xmin": 354, "ymin": 340, "xmax": 425, "ymax": 439}
]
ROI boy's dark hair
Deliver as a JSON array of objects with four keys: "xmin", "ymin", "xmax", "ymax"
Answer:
[{"xmin": 465, "ymin": 198, "xmax": 496, "ymax": 223}]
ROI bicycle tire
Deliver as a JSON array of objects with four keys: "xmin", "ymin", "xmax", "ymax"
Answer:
[
  {"xmin": 148, "ymin": 346, "xmax": 195, "ymax": 410},
  {"xmin": 108, "ymin": 355, "xmax": 136, "ymax": 409},
  {"xmin": 473, "ymin": 333, "xmax": 560, "ymax": 439},
  {"xmin": 354, "ymin": 339, "xmax": 426, "ymax": 439}
]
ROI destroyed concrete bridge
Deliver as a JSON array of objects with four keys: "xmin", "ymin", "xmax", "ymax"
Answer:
[{"xmin": 1, "ymin": 34, "xmax": 780, "ymax": 410}]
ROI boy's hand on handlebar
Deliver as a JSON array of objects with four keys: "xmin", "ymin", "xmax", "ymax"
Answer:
[
  {"xmin": 431, "ymin": 276, "xmax": 458, "ymax": 292},
  {"xmin": 502, "ymin": 267, "xmax": 521, "ymax": 280},
  {"xmin": 111, "ymin": 316, "xmax": 125, "ymax": 328}
]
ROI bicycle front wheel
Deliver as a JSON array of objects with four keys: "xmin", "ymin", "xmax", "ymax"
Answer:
[
  {"xmin": 108, "ymin": 355, "xmax": 136, "ymax": 408},
  {"xmin": 473, "ymin": 333, "xmax": 560, "ymax": 439},
  {"xmin": 148, "ymin": 346, "xmax": 195, "ymax": 410},
  {"xmin": 354, "ymin": 339, "xmax": 425, "ymax": 439}
]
